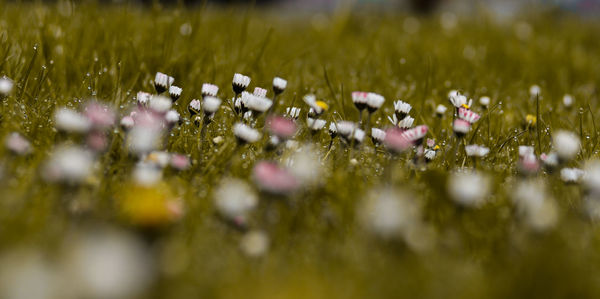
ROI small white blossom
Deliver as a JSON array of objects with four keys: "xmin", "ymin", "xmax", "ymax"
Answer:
[
  {"xmin": 273, "ymin": 77, "xmax": 287, "ymax": 94},
  {"xmin": 214, "ymin": 178, "xmax": 258, "ymax": 220},
  {"xmin": 560, "ymin": 168, "xmax": 584, "ymax": 183},
  {"xmin": 562, "ymin": 94, "xmax": 573, "ymax": 108},
  {"xmin": 201, "ymin": 83, "xmax": 219, "ymax": 97},
  {"xmin": 202, "ymin": 96, "xmax": 221, "ymax": 114},
  {"xmin": 307, "ymin": 117, "xmax": 326, "ymax": 131},
  {"xmin": 479, "ymin": 96, "xmax": 490, "ymax": 107},
  {"xmin": 233, "ymin": 123, "xmax": 261, "ymax": 144},
  {"xmin": 465, "ymin": 144, "xmax": 490, "ymax": 157},
  {"xmin": 0, "ymin": 77, "xmax": 14, "ymax": 96},
  {"xmin": 447, "ymin": 171, "xmax": 491, "ymax": 207},
  {"xmin": 398, "ymin": 115, "xmax": 414, "ymax": 129},
  {"xmin": 553, "ymin": 130, "xmax": 580, "ymax": 161},
  {"xmin": 435, "ymin": 104, "xmax": 447, "ymax": 116},
  {"xmin": 529, "ymin": 84, "xmax": 541, "ymax": 97},
  {"xmin": 54, "ymin": 108, "xmax": 92, "ymax": 133}
]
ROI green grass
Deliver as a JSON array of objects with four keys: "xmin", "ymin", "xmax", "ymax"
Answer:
[{"xmin": 1, "ymin": 1, "xmax": 600, "ymax": 298}]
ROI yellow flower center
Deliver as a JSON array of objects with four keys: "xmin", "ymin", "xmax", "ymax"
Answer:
[
  {"xmin": 461, "ymin": 103, "xmax": 470, "ymax": 109},
  {"xmin": 526, "ymin": 114, "xmax": 537, "ymax": 125},
  {"xmin": 316, "ymin": 101, "xmax": 329, "ymax": 111}
]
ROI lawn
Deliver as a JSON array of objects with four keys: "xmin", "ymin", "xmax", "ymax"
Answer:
[{"xmin": 1, "ymin": 1, "xmax": 600, "ymax": 298}]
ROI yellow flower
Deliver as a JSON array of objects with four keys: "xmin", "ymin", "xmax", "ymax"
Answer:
[
  {"xmin": 526, "ymin": 114, "xmax": 537, "ymax": 126},
  {"xmin": 119, "ymin": 182, "xmax": 183, "ymax": 227},
  {"xmin": 316, "ymin": 100, "xmax": 329, "ymax": 111}
]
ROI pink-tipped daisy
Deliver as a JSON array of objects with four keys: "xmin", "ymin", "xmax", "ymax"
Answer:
[
  {"xmin": 384, "ymin": 128, "xmax": 413, "ymax": 154},
  {"xmin": 453, "ymin": 119, "xmax": 471, "ymax": 137},
  {"xmin": 253, "ymin": 161, "xmax": 299, "ymax": 195},
  {"xmin": 267, "ymin": 115, "xmax": 297, "ymax": 140},
  {"xmin": 401, "ymin": 125, "xmax": 428, "ymax": 145},
  {"xmin": 188, "ymin": 99, "xmax": 202, "ymax": 116},
  {"xmin": 458, "ymin": 107, "xmax": 480, "ymax": 123},
  {"xmin": 154, "ymin": 72, "xmax": 174, "ymax": 94},
  {"xmin": 253, "ymin": 87, "xmax": 267, "ymax": 98},
  {"xmin": 352, "ymin": 91, "xmax": 369, "ymax": 111}
]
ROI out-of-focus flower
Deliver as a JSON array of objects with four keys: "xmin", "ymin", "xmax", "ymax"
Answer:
[
  {"xmin": 447, "ymin": 170, "xmax": 491, "ymax": 207},
  {"xmin": 328, "ymin": 122, "xmax": 338, "ymax": 138},
  {"xmin": 5, "ymin": 132, "xmax": 31, "ymax": 155},
  {"xmin": 154, "ymin": 72, "xmax": 174, "ymax": 94},
  {"xmin": 285, "ymin": 145, "xmax": 322, "ymax": 187},
  {"xmin": 285, "ymin": 107, "xmax": 301, "ymax": 119},
  {"xmin": 146, "ymin": 151, "xmax": 171, "ymax": 168},
  {"xmin": 127, "ymin": 125, "xmax": 163, "ymax": 155},
  {"xmin": 529, "ymin": 84, "xmax": 541, "ymax": 97},
  {"xmin": 133, "ymin": 162, "xmax": 162, "ymax": 186},
  {"xmin": 233, "ymin": 123, "xmax": 261, "ymax": 144},
  {"xmin": 148, "ymin": 95, "xmax": 172, "ymax": 114},
  {"xmin": 253, "ymin": 87, "xmax": 267, "ymax": 98},
  {"xmin": 584, "ymin": 160, "xmax": 600, "ymax": 195},
  {"xmin": 307, "ymin": 117, "xmax": 326, "ymax": 131},
  {"xmin": 453, "ymin": 119, "xmax": 471, "ymax": 137},
  {"xmin": 384, "ymin": 128, "xmax": 412, "ymax": 154},
  {"xmin": 253, "ymin": 161, "xmax": 299, "ymax": 195},
  {"xmin": 267, "ymin": 115, "xmax": 297, "ymax": 140},
  {"xmin": 55, "ymin": 108, "xmax": 92, "ymax": 133},
  {"xmin": 479, "ymin": 96, "xmax": 490, "ymax": 108},
  {"xmin": 136, "ymin": 91, "xmax": 151, "ymax": 107},
  {"xmin": 0, "ymin": 249, "xmax": 59, "ymax": 299},
  {"xmin": 240, "ymin": 230, "xmax": 269, "ymax": 258},
  {"xmin": 273, "ymin": 77, "xmax": 287, "ymax": 95},
  {"xmin": 519, "ymin": 152, "xmax": 540, "ymax": 175},
  {"xmin": 44, "ymin": 146, "xmax": 94, "ymax": 184},
  {"xmin": 119, "ymin": 181, "xmax": 182, "ymax": 227},
  {"xmin": 232, "ymin": 73, "xmax": 251, "ymax": 94},
  {"xmin": 560, "ymin": 168, "xmax": 584, "ymax": 183},
  {"xmin": 401, "ymin": 125, "xmax": 428, "ymax": 145},
  {"xmin": 563, "ymin": 94, "xmax": 573, "ymax": 108},
  {"xmin": 540, "ymin": 152, "xmax": 559, "ymax": 169},
  {"xmin": 214, "ymin": 178, "xmax": 257, "ymax": 221},
  {"xmin": 120, "ymin": 116, "xmax": 135, "ymax": 131},
  {"xmin": 202, "ymin": 96, "xmax": 221, "ymax": 116},
  {"xmin": 435, "ymin": 104, "xmax": 447, "ymax": 116},
  {"xmin": 86, "ymin": 131, "xmax": 108, "ymax": 152},
  {"xmin": 512, "ymin": 179, "xmax": 558, "ymax": 231},
  {"xmin": 465, "ymin": 144, "xmax": 489, "ymax": 157},
  {"xmin": 244, "ymin": 92, "xmax": 272, "ymax": 114},
  {"xmin": 169, "ymin": 154, "xmax": 190, "ymax": 171},
  {"xmin": 164, "ymin": 110, "xmax": 180, "ymax": 126},
  {"xmin": 448, "ymin": 91, "xmax": 472, "ymax": 109},
  {"xmin": 303, "ymin": 94, "xmax": 328, "ymax": 117},
  {"xmin": 62, "ymin": 229, "xmax": 155, "ymax": 299},
  {"xmin": 0, "ymin": 76, "xmax": 14, "ymax": 97},
  {"xmin": 553, "ymin": 130, "xmax": 580, "ymax": 161},
  {"xmin": 458, "ymin": 107, "xmax": 480, "ymax": 123}
]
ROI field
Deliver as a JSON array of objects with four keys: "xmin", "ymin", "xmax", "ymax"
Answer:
[{"xmin": 1, "ymin": 1, "xmax": 600, "ymax": 298}]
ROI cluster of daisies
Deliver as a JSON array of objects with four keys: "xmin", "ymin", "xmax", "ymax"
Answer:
[{"xmin": 1, "ymin": 69, "xmax": 597, "ymax": 256}]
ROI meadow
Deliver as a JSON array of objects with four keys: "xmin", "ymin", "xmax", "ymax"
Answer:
[{"xmin": 1, "ymin": 1, "xmax": 600, "ymax": 298}]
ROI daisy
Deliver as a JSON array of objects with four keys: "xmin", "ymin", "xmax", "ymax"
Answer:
[
  {"xmin": 267, "ymin": 115, "xmax": 297, "ymax": 140},
  {"xmin": 148, "ymin": 95, "xmax": 172, "ymax": 114},
  {"xmin": 120, "ymin": 116, "xmax": 135, "ymax": 131},
  {"xmin": 154, "ymin": 72, "xmax": 174, "ymax": 94},
  {"xmin": 285, "ymin": 145, "xmax": 322, "ymax": 187},
  {"xmin": 424, "ymin": 148, "xmax": 437, "ymax": 161},
  {"xmin": 245, "ymin": 94, "xmax": 272, "ymax": 114},
  {"xmin": 0, "ymin": 76, "xmax": 13, "ymax": 96},
  {"xmin": 529, "ymin": 84, "xmax": 541, "ymax": 97},
  {"xmin": 232, "ymin": 73, "xmax": 251, "ymax": 95},
  {"xmin": 384, "ymin": 128, "xmax": 412, "ymax": 153},
  {"xmin": 214, "ymin": 178, "xmax": 258, "ymax": 221},
  {"xmin": 170, "ymin": 154, "xmax": 190, "ymax": 171},
  {"xmin": 563, "ymin": 94, "xmax": 573, "ymax": 108},
  {"xmin": 359, "ymin": 188, "xmax": 421, "ymax": 239},
  {"xmin": 285, "ymin": 107, "xmax": 301, "ymax": 119},
  {"xmin": 352, "ymin": 128, "xmax": 366, "ymax": 144},
  {"xmin": 371, "ymin": 128, "xmax": 386, "ymax": 145},
  {"xmin": 188, "ymin": 99, "xmax": 201, "ymax": 116},
  {"xmin": 435, "ymin": 104, "xmax": 447, "ymax": 117},
  {"xmin": 54, "ymin": 108, "xmax": 92, "ymax": 133},
  {"xmin": 512, "ymin": 180, "xmax": 558, "ymax": 231},
  {"xmin": 540, "ymin": 152, "xmax": 559, "ymax": 169},
  {"xmin": 240, "ymin": 230, "xmax": 269, "ymax": 257},
  {"xmin": 253, "ymin": 87, "xmax": 267, "ymax": 98},
  {"xmin": 136, "ymin": 91, "xmax": 152, "ymax": 107},
  {"xmin": 233, "ymin": 123, "xmax": 261, "ymax": 144},
  {"xmin": 465, "ymin": 144, "xmax": 490, "ymax": 157},
  {"xmin": 398, "ymin": 115, "xmax": 414, "ymax": 130},
  {"xmin": 479, "ymin": 96, "xmax": 490, "ymax": 108},
  {"xmin": 201, "ymin": 83, "xmax": 219, "ymax": 98},
  {"xmin": 83, "ymin": 101, "xmax": 115, "ymax": 129},
  {"xmin": 273, "ymin": 77, "xmax": 287, "ymax": 95},
  {"xmin": 453, "ymin": 119, "xmax": 471, "ymax": 137},
  {"xmin": 553, "ymin": 130, "xmax": 580, "ymax": 161},
  {"xmin": 164, "ymin": 110, "xmax": 180, "ymax": 126},
  {"xmin": 303, "ymin": 94, "xmax": 328, "ymax": 117},
  {"xmin": 519, "ymin": 153, "xmax": 540, "ymax": 175},
  {"xmin": 43, "ymin": 146, "xmax": 94, "ymax": 184},
  {"xmin": 457, "ymin": 107, "xmax": 480, "ymax": 123},
  {"xmin": 393, "ymin": 100, "xmax": 412, "ymax": 120},
  {"xmin": 351, "ymin": 91, "xmax": 369, "ymax": 112},
  {"xmin": 253, "ymin": 161, "xmax": 299, "ymax": 195},
  {"xmin": 328, "ymin": 122, "xmax": 338, "ymax": 138},
  {"xmin": 336, "ymin": 121, "xmax": 357, "ymax": 139},
  {"xmin": 307, "ymin": 117, "xmax": 327, "ymax": 131},
  {"xmin": 168, "ymin": 85, "xmax": 182, "ymax": 102},
  {"xmin": 366, "ymin": 92, "xmax": 385, "ymax": 113},
  {"xmin": 5, "ymin": 132, "xmax": 31, "ymax": 155},
  {"xmin": 401, "ymin": 125, "xmax": 428, "ymax": 145},
  {"xmin": 560, "ymin": 168, "xmax": 584, "ymax": 183},
  {"xmin": 518, "ymin": 145, "xmax": 535, "ymax": 158},
  {"xmin": 447, "ymin": 170, "xmax": 491, "ymax": 208},
  {"xmin": 202, "ymin": 96, "xmax": 221, "ymax": 116},
  {"xmin": 448, "ymin": 91, "xmax": 472, "ymax": 109}
]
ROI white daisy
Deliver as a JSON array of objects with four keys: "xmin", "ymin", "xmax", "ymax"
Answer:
[
  {"xmin": 273, "ymin": 77, "xmax": 287, "ymax": 94},
  {"xmin": 54, "ymin": 108, "xmax": 92, "ymax": 133},
  {"xmin": 136, "ymin": 91, "xmax": 152, "ymax": 106},
  {"xmin": 398, "ymin": 115, "xmax": 414, "ymax": 129},
  {"xmin": 307, "ymin": 117, "xmax": 326, "ymax": 131},
  {"xmin": 393, "ymin": 100, "xmax": 412, "ymax": 119},
  {"xmin": 371, "ymin": 128, "xmax": 386, "ymax": 145},
  {"xmin": 232, "ymin": 73, "xmax": 251, "ymax": 94},
  {"xmin": 0, "ymin": 77, "xmax": 13, "ymax": 96},
  {"xmin": 453, "ymin": 119, "xmax": 471, "ymax": 137},
  {"xmin": 154, "ymin": 72, "xmax": 174, "ymax": 93},
  {"xmin": 562, "ymin": 94, "xmax": 573, "ymax": 108},
  {"xmin": 240, "ymin": 230, "xmax": 269, "ymax": 257},
  {"xmin": 479, "ymin": 96, "xmax": 490, "ymax": 108},
  {"xmin": 233, "ymin": 123, "xmax": 261, "ymax": 144},
  {"xmin": 245, "ymin": 94, "xmax": 272, "ymax": 113},
  {"xmin": 465, "ymin": 144, "xmax": 490, "ymax": 157},
  {"xmin": 164, "ymin": 110, "xmax": 180, "ymax": 125},
  {"xmin": 560, "ymin": 168, "xmax": 584, "ymax": 183},
  {"xmin": 168, "ymin": 85, "xmax": 182, "ymax": 102},
  {"xmin": 201, "ymin": 83, "xmax": 219, "ymax": 97},
  {"xmin": 214, "ymin": 178, "xmax": 258, "ymax": 220},
  {"xmin": 447, "ymin": 170, "xmax": 491, "ymax": 207},
  {"xmin": 285, "ymin": 107, "xmax": 301, "ymax": 119},
  {"xmin": 458, "ymin": 107, "xmax": 480, "ymax": 123},
  {"xmin": 553, "ymin": 130, "xmax": 580, "ymax": 161},
  {"xmin": 5, "ymin": 132, "xmax": 31, "ymax": 155},
  {"xmin": 529, "ymin": 84, "xmax": 541, "ymax": 97},
  {"xmin": 44, "ymin": 146, "xmax": 94, "ymax": 183},
  {"xmin": 366, "ymin": 92, "xmax": 385, "ymax": 113},
  {"xmin": 148, "ymin": 95, "xmax": 172, "ymax": 114},
  {"xmin": 435, "ymin": 104, "xmax": 447, "ymax": 116},
  {"xmin": 188, "ymin": 99, "xmax": 202, "ymax": 115},
  {"xmin": 202, "ymin": 96, "xmax": 221, "ymax": 115},
  {"xmin": 351, "ymin": 91, "xmax": 369, "ymax": 111}
]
